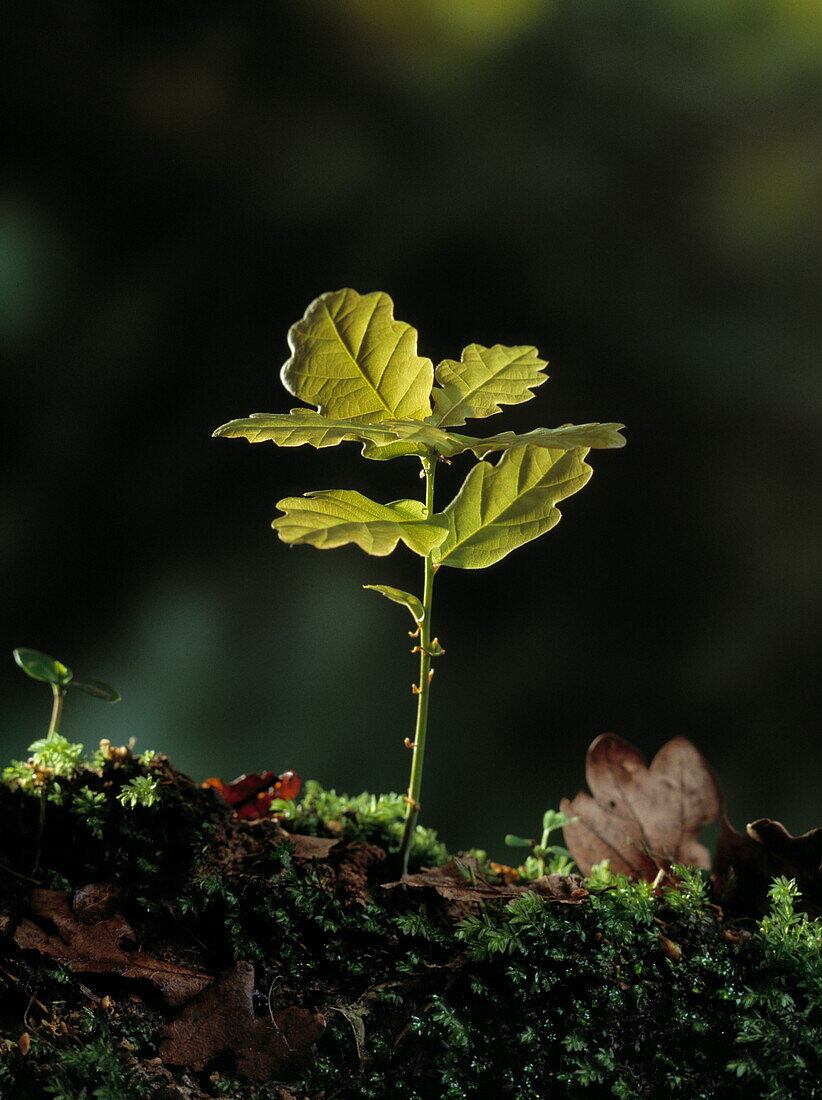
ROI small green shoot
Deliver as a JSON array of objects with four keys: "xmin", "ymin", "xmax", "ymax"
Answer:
[
  {"xmin": 117, "ymin": 776, "xmax": 160, "ymax": 810},
  {"xmin": 215, "ymin": 289, "xmax": 624, "ymax": 870},
  {"xmin": 505, "ymin": 807, "xmax": 578, "ymax": 878},
  {"xmin": 13, "ymin": 647, "xmax": 120, "ymax": 743}
]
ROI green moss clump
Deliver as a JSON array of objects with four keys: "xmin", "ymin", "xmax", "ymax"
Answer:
[{"xmin": 1, "ymin": 755, "xmax": 819, "ymax": 1099}]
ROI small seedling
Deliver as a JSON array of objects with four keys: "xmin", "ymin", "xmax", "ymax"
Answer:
[
  {"xmin": 215, "ymin": 289, "xmax": 624, "ymax": 870},
  {"xmin": 11, "ymin": 648, "xmax": 120, "ymax": 867},
  {"xmin": 13, "ymin": 647, "xmax": 121, "ymax": 742},
  {"xmin": 505, "ymin": 808, "xmax": 578, "ymax": 879}
]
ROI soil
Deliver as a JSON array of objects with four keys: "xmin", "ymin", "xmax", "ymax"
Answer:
[{"xmin": 0, "ymin": 750, "xmax": 819, "ymax": 1099}]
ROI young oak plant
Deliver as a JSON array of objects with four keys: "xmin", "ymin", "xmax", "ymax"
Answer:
[{"xmin": 215, "ymin": 289, "xmax": 625, "ymax": 870}]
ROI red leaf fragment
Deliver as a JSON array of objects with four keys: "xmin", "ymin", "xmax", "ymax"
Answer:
[
  {"xmin": 203, "ymin": 770, "xmax": 301, "ymax": 819},
  {"xmin": 13, "ymin": 889, "xmax": 209, "ymax": 1006},
  {"xmin": 713, "ymin": 815, "xmax": 822, "ymax": 917},
  {"xmin": 159, "ymin": 961, "xmax": 325, "ymax": 1082},
  {"xmin": 561, "ymin": 734, "xmax": 722, "ymax": 878}
]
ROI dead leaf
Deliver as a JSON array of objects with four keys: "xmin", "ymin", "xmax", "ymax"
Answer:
[
  {"xmin": 383, "ymin": 857, "xmax": 587, "ymax": 912},
  {"xmin": 561, "ymin": 735, "xmax": 722, "ymax": 878},
  {"xmin": 14, "ymin": 889, "xmax": 209, "ymax": 1006},
  {"xmin": 202, "ymin": 771, "xmax": 302, "ymax": 820},
  {"xmin": 657, "ymin": 932, "xmax": 682, "ymax": 962},
  {"xmin": 72, "ymin": 883, "xmax": 124, "ymax": 924},
  {"xmin": 713, "ymin": 815, "xmax": 821, "ymax": 917},
  {"xmin": 159, "ymin": 961, "xmax": 325, "ymax": 1082},
  {"xmin": 279, "ymin": 832, "xmax": 340, "ymax": 860}
]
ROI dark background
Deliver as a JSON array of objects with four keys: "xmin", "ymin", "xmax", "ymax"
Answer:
[{"xmin": 2, "ymin": 0, "xmax": 820, "ymax": 858}]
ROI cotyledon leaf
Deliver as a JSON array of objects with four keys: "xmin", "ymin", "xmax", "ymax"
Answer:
[
  {"xmin": 273, "ymin": 491, "xmax": 449, "ymax": 557},
  {"xmin": 434, "ymin": 444, "xmax": 593, "ymax": 569},
  {"xmin": 280, "ymin": 289, "xmax": 433, "ymax": 422},
  {"xmin": 13, "ymin": 648, "xmax": 73, "ymax": 686},
  {"xmin": 362, "ymin": 585, "xmax": 425, "ymax": 623},
  {"xmin": 430, "ymin": 344, "xmax": 548, "ymax": 428}
]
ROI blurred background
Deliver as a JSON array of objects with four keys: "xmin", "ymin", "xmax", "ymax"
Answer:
[{"xmin": 2, "ymin": 0, "xmax": 820, "ymax": 858}]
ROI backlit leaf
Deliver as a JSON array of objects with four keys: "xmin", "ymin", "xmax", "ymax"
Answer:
[
  {"xmin": 68, "ymin": 679, "xmax": 121, "ymax": 703},
  {"xmin": 13, "ymin": 648, "xmax": 73, "ymax": 686},
  {"xmin": 203, "ymin": 770, "xmax": 302, "ymax": 820},
  {"xmin": 448, "ymin": 422, "xmax": 626, "ymax": 458},
  {"xmin": 363, "ymin": 585, "xmax": 425, "ymax": 623},
  {"xmin": 273, "ymin": 490, "xmax": 449, "ymax": 557},
  {"xmin": 430, "ymin": 344, "xmax": 548, "ymax": 427},
  {"xmin": 281, "ymin": 289, "xmax": 433, "ymax": 421},
  {"xmin": 560, "ymin": 735, "xmax": 722, "ymax": 878},
  {"xmin": 434, "ymin": 445, "xmax": 592, "ymax": 569},
  {"xmin": 214, "ymin": 409, "xmax": 454, "ymax": 458}
]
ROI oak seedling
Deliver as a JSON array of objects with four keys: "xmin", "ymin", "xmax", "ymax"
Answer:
[{"xmin": 215, "ymin": 289, "xmax": 624, "ymax": 870}]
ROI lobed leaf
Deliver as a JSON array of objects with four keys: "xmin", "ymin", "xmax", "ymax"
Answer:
[
  {"xmin": 430, "ymin": 344, "xmax": 548, "ymax": 428},
  {"xmin": 13, "ymin": 648, "xmax": 73, "ymax": 686},
  {"xmin": 448, "ymin": 422, "xmax": 626, "ymax": 458},
  {"xmin": 561, "ymin": 735, "xmax": 722, "ymax": 878},
  {"xmin": 434, "ymin": 444, "xmax": 592, "ymax": 569},
  {"xmin": 363, "ymin": 584, "xmax": 425, "ymax": 623},
  {"xmin": 273, "ymin": 490, "xmax": 449, "ymax": 557},
  {"xmin": 214, "ymin": 409, "xmax": 454, "ymax": 459},
  {"xmin": 281, "ymin": 289, "xmax": 433, "ymax": 422}
]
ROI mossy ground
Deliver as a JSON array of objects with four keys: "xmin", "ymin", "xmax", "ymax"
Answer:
[{"xmin": 0, "ymin": 749, "xmax": 819, "ymax": 1099}]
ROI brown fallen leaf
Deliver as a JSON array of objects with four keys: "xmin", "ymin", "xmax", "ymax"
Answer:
[
  {"xmin": 713, "ymin": 815, "xmax": 822, "ymax": 917},
  {"xmin": 14, "ymin": 889, "xmax": 209, "ymax": 1007},
  {"xmin": 159, "ymin": 961, "xmax": 325, "ymax": 1082},
  {"xmin": 657, "ymin": 932, "xmax": 682, "ymax": 962},
  {"xmin": 383, "ymin": 857, "xmax": 587, "ymax": 909},
  {"xmin": 72, "ymin": 883, "xmax": 124, "ymax": 924},
  {"xmin": 560, "ymin": 734, "xmax": 722, "ymax": 878},
  {"xmin": 279, "ymin": 832, "xmax": 340, "ymax": 860}
]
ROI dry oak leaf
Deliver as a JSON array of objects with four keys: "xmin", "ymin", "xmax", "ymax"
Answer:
[
  {"xmin": 13, "ymin": 889, "xmax": 209, "ymax": 1007},
  {"xmin": 279, "ymin": 832, "xmax": 340, "ymax": 860},
  {"xmin": 561, "ymin": 734, "xmax": 722, "ymax": 878},
  {"xmin": 713, "ymin": 816, "xmax": 822, "ymax": 917},
  {"xmin": 384, "ymin": 856, "xmax": 587, "ymax": 907},
  {"xmin": 159, "ymin": 961, "xmax": 325, "ymax": 1082}
]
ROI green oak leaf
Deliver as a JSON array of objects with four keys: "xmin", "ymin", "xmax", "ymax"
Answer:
[
  {"xmin": 13, "ymin": 648, "xmax": 73, "ymax": 686},
  {"xmin": 214, "ymin": 409, "xmax": 454, "ymax": 457},
  {"xmin": 434, "ymin": 445, "xmax": 592, "ymax": 569},
  {"xmin": 281, "ymin": 289, "xmax": 433, "ymax": 422},
  {"xmin": 363, "ymin": 585, "xmax": 425, "ymax": 623},
  {"xmin": 448, "ymin": 422, "xmax": 626, "ymax": 458},
  {"xmin": 430, "ymin": 344, "xmax": 548, "ymax": 428},
  {"xmin": 273, "ymin": 491, "xmax": 449, "ymax": 557}
]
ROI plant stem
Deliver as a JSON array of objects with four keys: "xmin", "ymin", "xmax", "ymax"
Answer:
[
  {"xmin": 48, "ymin": 683, "xmax": 64, "ymax": 740},
  {"xmin": 35, "ymin": 684, "xmax": 64, "ymax": 870},
  {"xmin": 399, "ymin": 454, "xmax": 438, "ymax": 873}
]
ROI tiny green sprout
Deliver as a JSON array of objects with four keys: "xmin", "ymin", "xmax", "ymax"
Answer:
[
  {"xmin": 215, "ymin": 289, "xmax": 624, "ymax": 871},
  {"xmin": 505, "ymin": 807, "xmax": 578, "ymax": 878},
  {"xmin": 117, "ymin": 775, "xmax": 160, "ymax": 810},
  {"xmin": 13, "ymin": 647, "xmax": 121, "ymax": 743},
  {"xmin": 72, "ymin": 787, "xmax": 107, "ymax": 838}
]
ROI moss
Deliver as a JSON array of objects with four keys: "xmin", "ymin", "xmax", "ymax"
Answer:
[{"xmin": 1, "ymin": 755, "xmax": 819, "ymax": 1099}]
